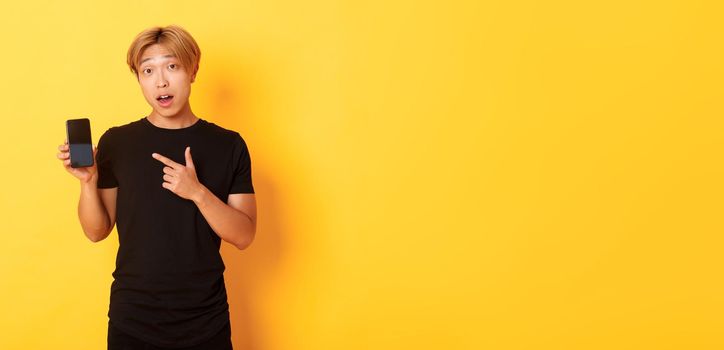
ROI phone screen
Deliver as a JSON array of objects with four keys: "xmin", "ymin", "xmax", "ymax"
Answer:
[{"xmin": 66, "ymin": 118, "xmax": 94, "ymax": 168}]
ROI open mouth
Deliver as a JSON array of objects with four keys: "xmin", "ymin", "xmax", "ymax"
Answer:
[{"xmin": 157, "ymin": 95, "xmax": 174, "ymax": 107}]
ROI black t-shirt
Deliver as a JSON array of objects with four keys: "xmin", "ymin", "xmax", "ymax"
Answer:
[{"xmin": 95, "ymin": 116, "xmax": 254, "ymax": 348}]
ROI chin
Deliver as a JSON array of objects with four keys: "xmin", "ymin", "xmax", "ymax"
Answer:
[{"xmin": 160, "ymin": 109, "xmax": 181, "ymax": 117}]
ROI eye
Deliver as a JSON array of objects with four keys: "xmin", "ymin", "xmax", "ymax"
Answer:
[
  {"xmin": 169, "ymin": 64, "xmax": 177, "ymax": 70},
  {"xmin": 143, "ymin": 68, "xmax": 151, "ymax": 74}
]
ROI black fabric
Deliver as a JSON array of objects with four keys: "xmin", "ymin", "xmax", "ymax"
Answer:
[
  {"xmin": 108, "ymin": 320, "xmax": 233, "ymax": 350},
  {"xmin": 95, "ymin": 116, "xmax": 254, "ymax": 348}
]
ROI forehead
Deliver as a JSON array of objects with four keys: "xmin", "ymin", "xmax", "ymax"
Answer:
[{"xmin": 140, "ymin": 44, "xmax": 176, "ymax": 64}]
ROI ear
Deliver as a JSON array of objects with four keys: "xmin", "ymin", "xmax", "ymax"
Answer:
[{"xmin": 191, "ymin": 64, "xmax": 199, "ymax": 83}]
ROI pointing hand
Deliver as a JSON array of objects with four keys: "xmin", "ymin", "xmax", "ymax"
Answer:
[{"xmin": 152, "ymin": 146, "xmax": 203, "ymax": 201}]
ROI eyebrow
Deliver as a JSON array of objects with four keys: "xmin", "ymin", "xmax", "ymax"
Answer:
[{"xmin": 140, "ymin": 54, "xmax": 175, "ymax": 64}]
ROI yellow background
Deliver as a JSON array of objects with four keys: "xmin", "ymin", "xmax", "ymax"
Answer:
[{"xmin": 0, "ymin": 0, "xmax": 722, "ymax": 349}]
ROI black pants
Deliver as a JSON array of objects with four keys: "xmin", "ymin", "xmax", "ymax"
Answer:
[{"xmin": 107, "ymin": 322, "xmax": 233, "ymax": 350}]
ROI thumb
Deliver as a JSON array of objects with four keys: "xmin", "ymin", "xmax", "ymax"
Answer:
[{"xmin": 185, "ymin": 146, "xmax": 195, "ymax": 168}]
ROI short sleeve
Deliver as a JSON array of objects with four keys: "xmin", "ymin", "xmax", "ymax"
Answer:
[
  {"xmin": 228, "ymin": 133, "xmax": 255, "ymax": 194},
  {"xmin": 96, "ymin": 129, "xmax": 118, "ymax": 189}
]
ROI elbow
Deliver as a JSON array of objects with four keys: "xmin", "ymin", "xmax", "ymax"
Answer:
[
  {"xmin": 234, "ymin": 238, "xmax": 253, "ymax": 250},
  {"xmin": 85, "ymin": 227, "xmax": 112, "ymax": 243},
  {"xmin": 86, "ymin": 233, "xmax": 103, "ymax": 243},
  {"xmin": 233, "ymin": 229, "xmax": 256, "ymax": 250}
]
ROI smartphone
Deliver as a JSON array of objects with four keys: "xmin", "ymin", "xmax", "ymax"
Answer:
[{"xmin": 65, "ymin": 118, "xmax": 94, "ymax": 168}]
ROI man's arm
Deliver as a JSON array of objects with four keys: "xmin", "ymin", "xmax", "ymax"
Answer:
[
  {"xmin": 151, "ymin": 147, "xmax": 257, "ymax": 250},
  {"xmin": 192, "ymin": 190, "xmax": 257, "ymax": 250},
  {"xmin": 58, "ymin": 140, "xmax": 117, "ymax": 242},
  {"xmin": 78, "ymin": 183, "xmax": 117, "ymax": 242}
]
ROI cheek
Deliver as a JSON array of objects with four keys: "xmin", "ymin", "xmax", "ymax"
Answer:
[
  {"xmin": 174, "ymin": 83, "xmax": 191, "ymax": 97},
  {"xmin": 139, "ymin": 81, "xmax": 152, "ymax": 96}
]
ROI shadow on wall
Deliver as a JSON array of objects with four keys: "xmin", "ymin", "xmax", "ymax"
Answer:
[{"xmin": 202, "ymin": 52, "xmax": 287, "ymax": 350}]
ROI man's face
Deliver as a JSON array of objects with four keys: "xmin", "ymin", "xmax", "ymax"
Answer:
[{"xmin": 137, "ymin": 44, "xmax": 196, "ymax": 117}]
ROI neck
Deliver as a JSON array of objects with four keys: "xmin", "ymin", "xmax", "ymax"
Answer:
[{"xmin": 146, "ymin": 100, "xmax": 198, "ymax": 129}]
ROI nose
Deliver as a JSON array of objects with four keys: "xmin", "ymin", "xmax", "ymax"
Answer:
[{"xmin": 156, "ymin": 72, "xmax": 168, "ymax": 88}]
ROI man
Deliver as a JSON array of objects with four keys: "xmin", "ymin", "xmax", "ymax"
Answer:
[{"xmin": 56, "ymin": 24, "xmax": 256, "ymax": 350}]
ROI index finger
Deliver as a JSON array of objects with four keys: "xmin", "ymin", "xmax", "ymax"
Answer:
[{"xmin": 151, "ymin": 152, "xmax": 181, "ymax": 169}]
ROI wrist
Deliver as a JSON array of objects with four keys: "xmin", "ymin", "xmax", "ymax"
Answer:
[
  {"xmin": 192, "ymin": 184, "xmax": 209, "ymax": 205},
  {"xmin": 80, "ymin": 174, "xmax": 98, "ymax": 187}
]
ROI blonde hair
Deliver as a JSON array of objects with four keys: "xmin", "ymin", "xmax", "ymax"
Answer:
[{"xmin": 126, "ymin": 24, "xmax": 201, "ymax": 78}]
